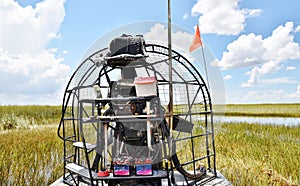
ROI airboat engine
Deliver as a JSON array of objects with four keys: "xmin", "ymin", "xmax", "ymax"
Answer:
[{"xmin": 57, "ymin": 33, "xmax": 217, "ymax": 186}]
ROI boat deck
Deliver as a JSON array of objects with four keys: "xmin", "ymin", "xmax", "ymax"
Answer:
[{"xmin": 51, "ymin": 170, "xmax": 231, "ymax": 186}]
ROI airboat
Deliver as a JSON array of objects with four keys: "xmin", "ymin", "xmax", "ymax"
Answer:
[{"xmin": 54, "ymin": 21, "xmax": 229, "ymax": 186}]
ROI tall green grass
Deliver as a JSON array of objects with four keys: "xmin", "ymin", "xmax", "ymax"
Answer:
[
  {"xmin": 0, "ymin": 126, "xmax": 63, "ymax": 185},
  {"xmin": 215, "ymin": 122, "xmax": 300, "ymax": 186},
  {"xmin": 0, "ymin": 105, "xmax": 299, "ymax": 185},
  {"xmin": 0, "ymin": 106, "xmax": 63, "ymax": 184},
  {"xmin": 223, "ymin": 103, "xmax": 300, "ymax": 117},
  {"xmin": 0, "ymin": 106, "xmax": 61, "ymax": 130}
]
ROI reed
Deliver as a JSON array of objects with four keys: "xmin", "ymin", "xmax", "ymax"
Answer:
[
  {"xmin": 214, "ymin": 122, "xmax": 300, "ymax": 186},
  {"xmin": 0, "ymin": 105, "xmax": 299, "ymax": 185},
  {"xmin": 0, "ymin": 125, "xmax": 63, "ymax": 185}
]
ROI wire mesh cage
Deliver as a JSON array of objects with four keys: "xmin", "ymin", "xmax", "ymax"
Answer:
[{"xmin": 57, "ymin": 22, "xmax": 224, "ymax": 186}]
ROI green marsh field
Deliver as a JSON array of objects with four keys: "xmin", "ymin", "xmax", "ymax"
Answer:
[
  {"xmin": 223, "ymin": 103, "xmax": 300, "ymax": 117},
  {"xmin": 0, "ymin": 104, "xmax": 299, "ymax": 185}
]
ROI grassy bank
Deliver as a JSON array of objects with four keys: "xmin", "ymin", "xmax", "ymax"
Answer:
[{"xmin": 223, "ymin": 103, "xmax": 300, "ymax": 117}]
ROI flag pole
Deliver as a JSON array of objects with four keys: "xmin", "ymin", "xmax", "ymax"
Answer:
[
  {"xmin": 167, "ymin": 0, "xmax": 174, "ymax": 158},
  {"xmin": 190, "ymin": 25, "xmax": 210, "ymax": 91},
  {"xmin": 201, "ymin": 44, "xmax": 210, "ymax": 91}
]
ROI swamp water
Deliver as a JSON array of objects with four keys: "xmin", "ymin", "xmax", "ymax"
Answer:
[{"xmin": 214, "ymin": 116, "xmax": 300, "ymax": 126}]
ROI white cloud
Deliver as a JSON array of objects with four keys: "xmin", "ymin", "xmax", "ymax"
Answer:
[
  {"xmin": 241, "ymin": 8, "xmax": 263, "ymax": 18},
  {"xmin": 144, "ymin": 23, "xmax": 194, "ymax": 52},
  {"xmin": 261, "ymin": 77, "xmax": 297, "ymax": 84},
  {"xmin": 0, "ymin": 48, "xmax": 70, "ymax": 97},
  {"xmin": 242, "ymin": 89, "xmax": 287, "ymax": 102},
  {"xmin": 241, "ymin": 66, "xmax": 260, "ymax": 87},
  {"xmin": 286, "ymin": 66, "xmax": 296, "ymax": 71},
  {"xmin": 287, "ymin": 84, "xmax": 300, "ymax": 98},
  {"xmin": 0, "ymin": 0, "xmax": 69, "ymax": 105},
  {"xmin": 0, "ymin": 0, "xmax": 66, "ymax": 54},
  {"xmin": 220, "ymin": 22, "xmax": 300, "ymax": 87},
  {"xmin": 224, "ymin": 75, "xmax": 232, "ymax": 80},
  {"xmin": 263, "ymin": 22, "xmax": 300, "ymax": 62},
  {"xmin": 242, "ymin": 84, "xmax": 300, "ymax": 103},
  {"xmin": 295, "ymin": 25, "xmax": 300, "ymax": 33},
  {"xmin": 191, "ymin": 0, "xmax": 262, "ymax": 35},
  {"xmin": 183, "ymin": 13, "xmax": 189, "ymax": 20},
  {"xmin": 47, "ymin": 32, "xmax": 62, "ymax": 39},
  {"xmin": 219, "ymin": 33, "xmax": 266, "ymax": 69}
]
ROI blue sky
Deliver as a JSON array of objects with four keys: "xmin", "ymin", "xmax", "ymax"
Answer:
[{"xmin": 0, "ymin": 0, "xmax": 299, "ymax": 105}]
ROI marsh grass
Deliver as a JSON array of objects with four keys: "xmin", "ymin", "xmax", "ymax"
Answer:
[
  {"xmin": 222, "ymin": 103, "xmax": 300, "ymax": 117},
  {"xmin": 0, "ymin": 105, "xmax": 63, "ymax": 185},
  {"xmin": 215, "ymin": 122, "xmax": 300, "ymax": 186},
  {"xmin": 0, "ymin": 106, "xmax": 61, "ymax": 130},
  {"xmin": 0, "ymin": 125, "xmax": 63, "ymax": 185},
  {"xmin": 0, "ymin": 105, "xmax": 299, "ymax": 185}
]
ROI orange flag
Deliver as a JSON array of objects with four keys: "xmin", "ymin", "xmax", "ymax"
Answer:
[{"xmin": 189, "ymin": 25, "xmax": 203, "ymax": 52}]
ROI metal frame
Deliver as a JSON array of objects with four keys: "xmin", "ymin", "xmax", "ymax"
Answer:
[{"xmin": 57, "ymin": 42, "xmax": 217, "ymax": 186}]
